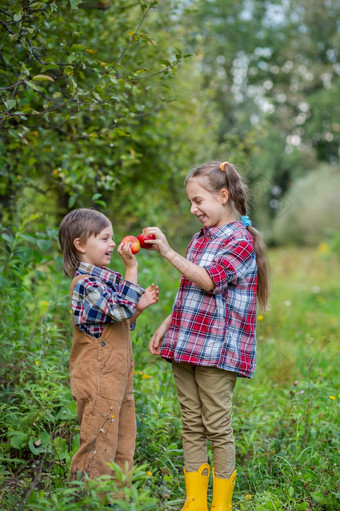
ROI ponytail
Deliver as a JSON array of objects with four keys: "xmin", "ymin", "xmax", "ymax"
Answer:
[
  {"xmin": 247, "ymin": 226, "xmax": 270, "ymax": 310},
  {"xmin": 186, "ymin": 161, "xmax": 270, "ymax": 310}
]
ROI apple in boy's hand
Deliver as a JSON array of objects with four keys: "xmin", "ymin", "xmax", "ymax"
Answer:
[
  {"xmin": 137, "ymin": 229, "xmax": 156, "ymax": 250},
  {"xmin": 121, "ymin": 235, "xmax": 140, "ymax": 254}
]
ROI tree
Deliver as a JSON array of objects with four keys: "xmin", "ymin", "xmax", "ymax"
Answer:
[
  {"xmin": 193, "ymin": 0, "xmax": 340, "ymax": 229},
  {"xmin": 0, "ymin": 0, "xmax": 196, "ymax": 227}
]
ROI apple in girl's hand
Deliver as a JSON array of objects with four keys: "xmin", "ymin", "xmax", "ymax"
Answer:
[
  {"xmin": 137, "ymin": 230, "xmax": 156, "ymax": 249},
  {"xmin": 121, "ymin": 235, "xmax": 140, "ymax": 254}
]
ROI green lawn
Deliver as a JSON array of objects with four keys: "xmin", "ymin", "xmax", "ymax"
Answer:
[{"xmin": 0, "ymin": 246, "xmax": 339, "ymax": 510}]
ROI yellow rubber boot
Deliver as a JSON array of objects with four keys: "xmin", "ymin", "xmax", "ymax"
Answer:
[
  {"xmin": 210, "ymin": 469, "xmax": 237, "ymax": 511},
  {"xmin": 180, "ymin": 463, "xmax": 210, "ymax": 511}
]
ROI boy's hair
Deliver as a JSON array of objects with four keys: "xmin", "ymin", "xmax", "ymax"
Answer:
[
  {"xmin": 58, "ymin": 208, "xmax": 110, "ymax": 278},
  {"xmin": 185, "ymin": 161, "xmax": 270, "ymax": 310}
]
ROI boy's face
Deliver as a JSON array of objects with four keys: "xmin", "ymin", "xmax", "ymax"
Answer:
[{"xmin": 75, "ymin": 223, "xmax": 116, "ymax": 268}]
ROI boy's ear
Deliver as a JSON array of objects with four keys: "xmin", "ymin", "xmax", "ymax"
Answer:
[{"xmin": 73, "ymin": 238, "xmax": 86, "ymax": 254}]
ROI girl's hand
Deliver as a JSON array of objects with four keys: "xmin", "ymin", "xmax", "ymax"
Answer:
[
  {"xmin": 143, "ymin": 227, "xmax": 172, "ymax": 257},
  {"xmin": 137, "ymin": 283, "xmax": 159, "ymax": 312},
  {"xmin": 149, "ymin": 315, "xmax": 172, "ymax": 355},
  {"xmin": 117, "ymin": 241, "xmax": 138, "ymax": 268}
]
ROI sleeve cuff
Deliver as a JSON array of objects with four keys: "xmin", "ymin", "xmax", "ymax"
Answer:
[
  {"xmin": 120, "ymin": 280, "xmax": 145, "ymax": 304},
  {"xmin": 205, "ymin": 264, "xmax": 235, "ymax": 294}
]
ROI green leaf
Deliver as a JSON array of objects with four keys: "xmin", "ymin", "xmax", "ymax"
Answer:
[
  {"xmin": 70, "ymin": 0, "xmax": 81, "ymax": 9},
  {"xmin": 1, "ymin": 232, "xmax": 13, "ymax": 244},
  {"xmin": 36, "ymin": 239, "xmax": 51, "ymax": 251},
  {"xmin": 4, "ymin": 100, "xmax": 16, "ymax": 111},
  {"xmin": 9, "ymin": 431, "xmax": 28, "ymax": 449},
  {"xmin": 93, "ymin": 92, "xmax": 102, "ymax": 102},
  {"xmin": 13, "ymin": 13, "xmax": 22, "ymax": 22},
  {"xmin": 25, "ymin": 80, "xmax": 42, "ymax": 92},
  {"xmin": 21, "ymin": 234, "xmax": 36, "ymax": 243},
  {"xmin": 32, "ymin": 74, "xmax": 54, "ymax": 82},
  {"xmin": 40, "ymin": 63, "xmax": 60, "ymax": 72},
  {"xmin": 68, "ymin": 195, "xmax": 77, "ymax": 208},
  {"xmin": 296, "ymin": 504, "xmax": 308, "ymax": 511},
  {"xmin": 29, "ymin": 437, "xmax": 43, "ymax": 455}
]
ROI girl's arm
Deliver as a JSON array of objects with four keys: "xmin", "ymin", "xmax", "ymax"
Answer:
[
  {"xmin": 149, "ymin": 314, "xmax": 172, "ymax": 355},
  {"xmin": 144, "ymin": 227, "xmax": 214, "ymax": 292}
]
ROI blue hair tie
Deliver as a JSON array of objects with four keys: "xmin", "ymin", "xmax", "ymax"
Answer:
[{"xmin": 241, "ymin": 215, "xmax": 252, "ymax": 227}]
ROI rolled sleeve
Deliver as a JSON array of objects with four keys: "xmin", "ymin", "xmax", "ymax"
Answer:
[{"xmin": 205, "ymin": 239, "xmax": 255, "ymax": 294}]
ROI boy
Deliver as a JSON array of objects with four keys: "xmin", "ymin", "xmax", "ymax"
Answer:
[{"xmin": 58, "ymin": 208, "xmax": 158, "ymax": 480}]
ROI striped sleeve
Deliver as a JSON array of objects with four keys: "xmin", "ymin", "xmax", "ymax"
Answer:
[{"xmin": 72, "ymin": 277, "xmax": 144, "ymax": 326}]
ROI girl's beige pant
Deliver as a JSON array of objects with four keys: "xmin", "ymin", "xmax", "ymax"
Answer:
[
  {"xmin": 172, "ymin": 362, "xmax": 237, "ymax": 478},
  {"xmin": 69, "ymin": 277, "xmax": 135, "ymax": 480}
]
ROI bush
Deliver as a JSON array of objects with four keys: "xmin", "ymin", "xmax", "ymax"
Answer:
[{"xmin": 273, "ymin": 165, "xmax": 340, "ymax": 246}]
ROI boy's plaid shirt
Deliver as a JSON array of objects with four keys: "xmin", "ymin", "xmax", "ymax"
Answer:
[
  {"xmin": 161, "ymin": 222, "xmax": 258, "ymax": 378},
  {"xmin": 71, "ymin": 262, "xmax": 144, "ymax": 338}
]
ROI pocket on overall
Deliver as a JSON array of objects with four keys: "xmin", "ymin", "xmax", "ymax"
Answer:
[{"xmin": 97, "ymin": 345, "xmax": 129, "ymax": 399}]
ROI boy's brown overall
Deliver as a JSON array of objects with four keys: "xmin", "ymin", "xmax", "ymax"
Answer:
[{"xmin": 69, "ymin": 275, "xmax": 136, "ymax": 480}]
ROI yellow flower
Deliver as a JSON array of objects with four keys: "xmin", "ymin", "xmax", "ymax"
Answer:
[
  {"xmin": 39, "ymin": 300, "xmax": 50, "ymax": 313},
  {"xmin": 142, "ymin": 374, "xmax": 152, "ymax": 379},
  {"xmin": 318, "ymin": 242, "xmax": 329, "ymax": 253},
  {"xmin": 245, "ymin": 494, "xmax": 252, "ymax": 500},
  {"xmin": 146, "ymin": 470, "xmax": 152, "ymax": 476},
  {"xmin": 111, "ymin": 415, "xmax": 115, "ymax": 419},
  {"xmin": 257, "ymin": 315, "xmax": 264, "ymax": 320},
  {"xmin": 34, "ymin": 360, "xmax": 39, "ymax": 365},
  {"xmin": 329, "ymin": 395, "xmax": 335, "ymax": 400}
]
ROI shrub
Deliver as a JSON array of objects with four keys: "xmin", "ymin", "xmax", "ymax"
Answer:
[{"xmin": 273, "ymin": 165, "xmax": 340, "ymax": 245}]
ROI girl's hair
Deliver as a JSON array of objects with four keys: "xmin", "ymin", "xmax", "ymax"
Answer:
[
  {"xmin": 185, "ymin": 161, "xmax": 270, "ymax": 310},
  {"xmin": 58, "ymin": 208, "xmax": 110, "ymax": 278}
]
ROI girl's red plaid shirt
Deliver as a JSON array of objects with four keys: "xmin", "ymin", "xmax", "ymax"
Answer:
[{"xmin": 161, "ymin": 222, "xmax": 258, "ymax": 379}]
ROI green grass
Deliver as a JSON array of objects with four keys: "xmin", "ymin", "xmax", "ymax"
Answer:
[{"xmin": 0, "ymin": 240, "xmax": 339, "ymax": 510}]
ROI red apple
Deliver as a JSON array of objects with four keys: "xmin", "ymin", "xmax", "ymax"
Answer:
[
  {"xmin": 121, "ymin": 235, "xmax": 140, "ymax": 254},
  {"xmin": 137, "ymin": 230, "xmax": 156, "ymax": 249}
]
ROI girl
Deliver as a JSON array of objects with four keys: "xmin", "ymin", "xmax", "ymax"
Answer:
[
  {"xmin": 58, "ymin": 208, "xmax": 159, "ymax": 481},
  {"xmin": 146, "ymin": 162, "xmax": 269, "ymax": 511}
]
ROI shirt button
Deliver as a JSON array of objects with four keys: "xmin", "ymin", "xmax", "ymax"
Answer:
[{"xmin": 101, "ymin": 341, "xmax": 106, "ymax": 346}]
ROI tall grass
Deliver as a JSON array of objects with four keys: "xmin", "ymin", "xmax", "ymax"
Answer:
[{"xmin": 0, "ymin": 220, "xmax": 339, "ymax": 510}]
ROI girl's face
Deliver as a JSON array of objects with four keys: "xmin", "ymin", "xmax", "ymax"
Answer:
[
  {"xmin": 75, "ymin": 223, "xmax": 116, "ymax": 268},
  {"xmin": 186, "ymin": 179, "xmax": 235, "ymax": 228}
]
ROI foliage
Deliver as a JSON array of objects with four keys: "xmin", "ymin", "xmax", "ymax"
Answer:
[
  {"xmin": 0, "ymin": 0, "xmax": 216, "ymax": 234},
  {"xmin": 2, "ymin": 0, "xmax": 339, "ymax": 244},
  {"xmin": 193, "ymin": 0, "xmax": 340, "ymax": 229},
  {"xmin": 272, "ymin": 165, "xmax": 340, "ymax": 245}
]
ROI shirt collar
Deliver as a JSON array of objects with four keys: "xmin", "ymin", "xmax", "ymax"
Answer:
[
  {"xmin": 198, "ymin": 221, "xmax": 243, "ymax": 239},
  {"xmin": 75, "ymin": 261, "xmax": 121, "ymax": 286}
]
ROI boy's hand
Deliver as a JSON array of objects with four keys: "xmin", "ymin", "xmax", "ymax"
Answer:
[
  {"xmin": 117, "ymin": 240, "xmax": 138, "ymax": 268},
  {"xmin": 137, "ymin": 283, "xmax": 159, "ymax": 312},
  {"xmin": 143, "ymin": 227, "xmax": 172, "ymax": 257}
]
